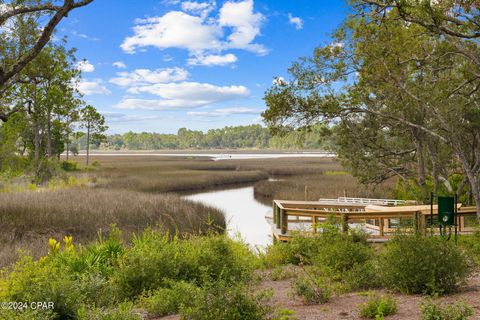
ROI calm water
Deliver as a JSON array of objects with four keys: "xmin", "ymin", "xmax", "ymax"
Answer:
[
  {"xmin": 84, "ymin": 152, "xmax": 335, "ymax": 161},
  {"xmin": 184, "ymin": 186, "xmax": 272, "ymax": 247}
]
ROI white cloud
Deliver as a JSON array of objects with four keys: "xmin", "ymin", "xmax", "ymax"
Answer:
[
  {"xmin": 121, "ymin": 0, "xmax": 267, "ymax": 64},
  {"xmin": 219, "ymin": 0, "xmax": 266, "ymax": 54},
  {"xmin": 121, "ymin": 12, "xmax": 222, "ymax": 54},
  {"xmin": 110, "ymin": 67, "xmax": 189, "ymax": 87},
  {"xmin": 112, "ymin": 61, "xmax": 127, "ymax": 69},
  {"xmin": 187, "ymin": 53, "xmax": 237, "ymax": 66},
  {"xmin": 71, "ymin": 30, "xmax": 99, "ymax": 41},
  {"xmin": 288, "ymin": 13, "xmax": 303, "ymax": 30},
  {"xmin": 181, "ymin": 1, "xmax": 215, "ymax": 18},
  {"xmin": 188, "ymin": 107, "xmax": 262, "ymax": 117},
  {"xmin": 115, "ymin": 82, "xmax": 249, "ymax": 110},
  {"xmin": 76, "ymin": 79, "xmax": 111, "ymax": 95},
  {"xmin": 76, "ymin": 60, "xmax": 95, "ymax": 73},
  {"xmin": 102, "ymin": 112, "xmax": 162, "ymax": 122}
]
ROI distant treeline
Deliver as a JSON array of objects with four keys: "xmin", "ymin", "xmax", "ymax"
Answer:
[{"xmin": 75, "ymin": 124, "xmax": 332, "ymax": 150}]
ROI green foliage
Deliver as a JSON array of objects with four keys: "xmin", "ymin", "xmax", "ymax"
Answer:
[
  {"xmin": 61, "ymin": 161, "xmax": 79, "ymax": 172},
  {"xmin": 420, "ymin": 300, "xmax": 474, "ymax": 320},
  {"xmin": 458, "ymin": 230, "xmax": 480, "ymax": 265},
  {"xmin": 0, "ymin": 308, "xmax": 55, "ymax": 320},
  {"xmin": 292, "ymin": 273, "xmax": 332, "ymax": 304},
  {"xmin": 379, "ymin": 235, "xmax": 471, "ymax": 295},
  {"xmin": 112, "ymin": 230, "xmax": 256, "ymax": 298},
  {"xmin": 77, "ymin": 303, "xmax": 141, "ymax": 320},
  {"xmin": 179, "ymin": 281, "xmax": 273, "ymax": 320},
  {"xmin": 264, "ymin": 226, "xmax": 378, "ymax": 291},
  {"xmin": 97, "ymin": 124, "xmax": 331, "ymax": 151},
  {"xmin": 359, "ymin": 294, "xmax": 397, "ymax": 319},
  {"xmin": 270, "ymin": 265, "xmax": 297, "ymax": 281},
  {"xmin": 0, "ymin": 255, "xmax": 86, "ymax": 319},
  {"xmin": 139, "ymin": 281, "xmax": 200, "ymax": 316}
]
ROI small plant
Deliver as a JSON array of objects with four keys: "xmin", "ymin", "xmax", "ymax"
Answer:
[
  {"xmin": 359, "ymin": 294, "xmax": 397, "ymax": 319},
  {"xmin": 275, "ymin": 309, "xmax": 298, "ymax": 320},
  {"xmin": 292, "ymin": 273, "xmax": 332, "ymax": 304},
  {"xmin": 270, "ymin": 265, "xmax": 297, "ymax": 281},
  {"xmin": 139, "ymin": 281, "xmax": 200, "ymax": 316},
  {"xmin": 179, "ymin": 281, "xmax": 273, "ymax": 320},
  {"xmin": 420, "ymin": 300, "xmax": 474, "ymax": 320}
]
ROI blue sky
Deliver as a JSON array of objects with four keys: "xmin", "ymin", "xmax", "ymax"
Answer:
[{"xmin": 58, "ymin": 0, "xmax": 350, "ymax": 134}]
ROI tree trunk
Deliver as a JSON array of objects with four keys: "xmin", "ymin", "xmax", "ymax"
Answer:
[
  {"xmin": 413, "ymin": 131, "xmax": 429, "ymax": 203},
  {"xmin": 66, "ymin": 132, "xmax": 69, "ymax": 161},
  {"xmin": 86, "ymin": 122, "xmax": 90, "ymax": 166},
  {"xmin": 46, "ymin": 109, "xmax": 52, "ymax": 158},
  {"xmin": 33, "ymin": 114, "xmax": 40, "ymax": 175}
]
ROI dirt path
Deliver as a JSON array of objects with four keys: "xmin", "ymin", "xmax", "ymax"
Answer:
[
  {"xmin": 259, "ymin": 270, "xmax": 480, "ymax": 319},
  {"xmin": 155, "ymin": 271, "xmax": 480, "ymax": 320}
]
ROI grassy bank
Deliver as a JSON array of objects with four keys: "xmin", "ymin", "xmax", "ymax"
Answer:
[{"xmin": 0, "ymin": 188, "xmax": 224, "ymax": 267}]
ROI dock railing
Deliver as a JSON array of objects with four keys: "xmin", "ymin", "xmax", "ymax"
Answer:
[{"xmin": 270, "ymin": 199, "xmax": 478, "ymax": 242}]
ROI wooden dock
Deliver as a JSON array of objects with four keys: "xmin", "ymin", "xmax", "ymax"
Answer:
[{"xmin": 268, "ymin": 199, "xmax": 478, "ymax": 242}]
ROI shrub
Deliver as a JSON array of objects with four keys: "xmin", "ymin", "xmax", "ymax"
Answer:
[
  {"xmin": 0, "ymin": 255, "xmax": 86, "ymax": 319},
  {"xmin": 458, "ymin": 231, "xmax": 480, "ymax": 265},
  {"xmin": 77, "ymin": 303, "xmax": 141, "ymax": 320},
  {"xmin": 343, "ymin": 260, "xmax": 382, "ymax": 291},
  {"xmin": 420, "ymin": 300, "xmax": 474, "ymax": 320},
  {"xmin": 0, "ymin": 308, "xmax": 55, "ymax": 320},
  {"xmin": 379, "ymin": 235, "xmax": 471, "ymax": 295},
  {"xmin": 270, "ymin": 265, "xmax": 297, "ymax": 281},
  {"xmin": 292, "ymin": 273, "xmax": 332, "ymax": 304},
  {"xmin": 113, "ymin": 231, "xmax": 256, "ymax": 298},
  {"xmin": 139, "ymin": 281, "xmax": 200, "ymax": 316},
  {"xmin": 179, "ymin": 281, "xmax": 273, "ymax": 320},
  {"xmin": 61, "ymin": 161, "xmax": 79, "ymax": 172},
  {"xmin": 263, "ymin": 235, "xmax": 323, "ymax": 266},
  {"xmin": 359, "ymin": 294, "xmax": 397, "ymax": 319}
]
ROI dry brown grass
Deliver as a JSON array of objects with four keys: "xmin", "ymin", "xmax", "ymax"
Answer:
[
  {"xmin": 0, "ymin": 188, "xmax": 224, "ymax": 266},
  {"xmin": 254, "ymin": 173, "xmax": 395, "ymax": 202}
]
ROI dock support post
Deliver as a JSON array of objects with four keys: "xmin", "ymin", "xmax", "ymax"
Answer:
[{"xmin": 280, "ymin": 209, "xmax": 288, "ymax": 234}]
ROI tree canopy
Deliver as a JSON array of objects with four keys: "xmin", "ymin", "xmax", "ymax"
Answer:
[{"xmin": 263, "ymin": 0, "xmax": 480, "ymax": 216}]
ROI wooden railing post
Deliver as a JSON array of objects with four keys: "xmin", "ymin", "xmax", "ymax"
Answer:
[
  {"xmin": 379, "ymin": 218, "xmax": 384, "ymax": 237},
  {"xmin": 313, "ymin": 216, "xmax": 318, "ymax": 233},
  {"xmin": 273, "ymin": 201, "xmax": 277, "ymax": 225},
  {"xmin": 341, "ymin": 213, "xmax": 349, "ymax": 233}
]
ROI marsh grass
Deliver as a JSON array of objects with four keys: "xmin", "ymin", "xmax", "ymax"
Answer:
[
  {"xmin": 254, "ymin": 173, "xmax": 395, "ymax": 201},
  {"xmin": 0, "ymin": 188, "xmax": 224, "ymax": 266}
]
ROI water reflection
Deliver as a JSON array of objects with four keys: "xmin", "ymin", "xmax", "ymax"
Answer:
[{"xmin": 184, "ymin": 186, "xmax": 272, "ymax": 247}]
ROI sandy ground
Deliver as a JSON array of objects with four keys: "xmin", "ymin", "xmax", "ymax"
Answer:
[{"xmin": 154, "ymin": 270, "xmax": 480, "ymax": 320}]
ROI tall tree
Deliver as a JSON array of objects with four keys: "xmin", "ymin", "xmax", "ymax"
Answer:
[
  {"xmin": 0, "ymin": 0, "xmax": 93, "ymax": 109},
  {"xmin": 80, "ymin": 105, "xmax": 107, "ymax": 165},
  {"xmin": 263, "ymin": 2, "xmax": 480, "ymax": 217}
]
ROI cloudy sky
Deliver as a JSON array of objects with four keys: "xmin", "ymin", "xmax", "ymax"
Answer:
[{"xmin": 59, "ymin": 0, "xmax": 349, "ymax": 134}]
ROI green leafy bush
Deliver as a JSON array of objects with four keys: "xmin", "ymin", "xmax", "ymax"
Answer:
[
  {"xmin": 112, "ymin": 230, "xmax": 256, "ymax": 298},
  {"xmin": 292, "ymin": 273, "xmax": 332, "ymax": 304},
  {"xmin": 359, "ymin": 294, "xmax": 397, "ymax": 319},
  {"xmin": 379, "ymin": 235, "xmax": 471, "ymax": 294},
  {"xmin": 458, "ymin": 231, "xmax": 480, "ymax": 265},
  {"xmin": 77, "ymin": 303, "xmax": 141, "ymax": 320},
  {"xmin": 420, "ymin": 300, "xmax": 474, "ymax": 320},
  {"xmin": 0, "ymin": 255, "xmax": 86, "ymax": 319},
  {"xmin": 61, "ymin": 161, "xmax": 79, "ymax": 172},
  {"xmin": 270, "ymin": 265, "xmax": 297, "ymax": 281},
  {"xmin": 139, "ymin": 281, "xmax": 200, "ymax": 316},
  {"xmin": 179, "ymin": 281, "xmax": 273, "ymax": 320}
]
